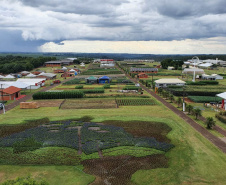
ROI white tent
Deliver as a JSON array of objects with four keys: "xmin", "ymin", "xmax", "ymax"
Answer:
[
  {"xmin": 69, "ymin": 69, "xmax": 76, "ymax": 72},
  {"xmin": 4, "ymin": 74, "xmax": 15, "ymax": 79},
  {"xmin": 0, "ymin": 75, "xmax": 5, "ymax": 78},
  {"xmin": 26, "ymin": 73, "xmax": 37, "ymax": 78},
  {"xmin": 10, "ymin": 81, "xmax": 30, "ymax": 89},
  {"xmin": 62, "ymin": 66, "xmax": 67, "ymax": 70},
  {"xmin": 216, "ymin": 92, "xmax": 226, "ymax": 110}
]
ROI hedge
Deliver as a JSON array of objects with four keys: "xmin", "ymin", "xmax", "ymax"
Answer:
[
  {"xmin": 188, "ymin": 96, "xmax": 222, "ymax": 103},
  {"xmin": 215, "ymin": 113, "xmax": 226, "ymax": 124},
  {"xmin": 33, "ymin": 91, "xmax": 84, "ymax": 99},
  {"xmin": 75, "ymin": 85, "xmax": 83, "ymax": 89},
  {"xmin": 103, "ymin": 84, "xmax": 110, "ymax": 89},
  {"xmin": 81, "ymin": 89, "xmax": 104, "ymax": 94},
  {"xmin": 169, "ymin": 89, "xmax": 221, "ymax": 96},
  {"xmin": 123, "ymin": 86, "xmax": 142, "ymax": 90},
  {"xmin": 186, "ymin": 81, "xmax": 219, "ymax": 85}
]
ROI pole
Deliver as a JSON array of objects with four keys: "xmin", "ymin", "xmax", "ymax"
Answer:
[
  {"xmin": 152, "ymin": 73, "xmax": 154, "ymax": 89},
  {"xmin": 183, "ymin": 86, "xmax": 185, "ymax": 112}
]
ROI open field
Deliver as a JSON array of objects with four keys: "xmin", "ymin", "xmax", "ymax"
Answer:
[{"xmin": 0, "ymin": 98, "xmax": 226, "ymax": 184}]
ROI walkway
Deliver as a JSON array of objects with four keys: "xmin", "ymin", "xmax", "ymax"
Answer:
[{"xmin": 117, "ymin": 66, "xmax": 226, "ymax": 153}]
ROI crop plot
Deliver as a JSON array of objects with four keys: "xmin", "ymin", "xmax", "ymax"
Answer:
[
  {"xmin": 35, "ymin": 100, "xmax": 64, "ymax": 107},
  {"xmin": 0, "ymin": 120, "xmax": 174, "ymax": 184},
  {"xmin": 116, "ymin": 98, "xmax": 156, "ymax": 106},
  {"xmin": 61, "ymin": 99, "xmax": 117, "ymax": 109}
]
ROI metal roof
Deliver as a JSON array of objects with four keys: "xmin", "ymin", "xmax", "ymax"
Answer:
[{"xmin": 155, "ymin": 78, "xmax": 186, "ymax": 84}]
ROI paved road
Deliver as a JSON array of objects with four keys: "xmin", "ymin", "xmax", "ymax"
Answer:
[{"xmin": 117, "ymin": 66, "xmax": 226, "ymax": 153}]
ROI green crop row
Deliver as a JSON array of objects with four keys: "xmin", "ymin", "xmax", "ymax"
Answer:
[
  {"xmin": 187, "ymin": 96, "xmax": 222, "ymax": 103},
  {"xmin": 123, "ymin": 86, "xmax": 142, "ymax": 90},
  {"xmin": 33, "ymin": 91, "xmax": 84, "ymax": 99}
]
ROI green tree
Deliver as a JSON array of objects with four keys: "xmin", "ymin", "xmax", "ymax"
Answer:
[
  {"xmin": 186, "ymin": 104, "xmax": 193, "ymax": 114},
  {"xmin": 169, "ymin": 94, "xmax": 174, "ymax": 103},
  {"xmin": 205, "ymin": 117, "xmax": 216, "ymax": 129},
  {"xmin": 177, "ymin": 97, "xmax": 182, "ymax": 107},
  {"xmin": 192, "ymin": 108, "xmax": 202, "ymax": 120}
]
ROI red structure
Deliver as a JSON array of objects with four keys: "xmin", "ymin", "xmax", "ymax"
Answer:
[
  {"xmin": 137, "ymin": 73, "xmax": 148, "ymax": 79},
  {"xmin": 61, "ymin": 72, "xmax": 75, "ymax": 78},
  {"xmin": 0, "ymin": 86, "xmax": 21, "ymax": 101},
  {"xmin": 54, "ymin": 69, "xmax": 66, "ymax": 73}
]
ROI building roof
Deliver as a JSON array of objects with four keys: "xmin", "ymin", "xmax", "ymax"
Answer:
[
  {"xmin": 17, "ymin": 78, "xmax": 46, "ymax": 86},
  {"xmin": 87, "ymin": 76, "xmax": 97, "ymax": 80},
  {"xmin": 10, "ymin": 81, "xmax": 30, "ymax": 89},
  {"xmin": 99, "ymin": 76, "xmax": 111, "ymax": 80},
  {"xmin": 4, "ymin": 74, "xmax": 15, "ymax": 79},
  {"xmin": 20, "ymin": 71, "xmax": 30, "ymax": 74},
  {"xmin": 0, "ymin": 75, "xmax": 5, "ymax": 78},
  {"xmin": 155, "ymin": 78, "xmax": 186, "ymax": 84},
  {"xmin": 198, "ymin": 63, "xmax": 212, "ymax": 67},
  {"xmin": 3, "ymin": 86, "xmax": 21, "ymax": 94},
  {"xmin": 130, "ymin": 68, "xmax": 158, "ymax": 72},
  {"xmin": 138, "ymin": 73, "xmax": 147, "ymax": 76},
  {"xmin": 216, "ymin": 92, "xmax": 226, "ymax": 99},
  {"xmin": 37, "ymin": 73, "xmax": 56, "ymax": 78},
  {"xmin": 26, "ymin": 73, "xmax": 37, "ymax": 78},
  {"xmin": 45, "ymin": 61, "xmax": 62, "ymax": 64}
]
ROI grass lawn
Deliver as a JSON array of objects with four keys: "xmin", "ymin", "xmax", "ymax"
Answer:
[{"xmin": 0, "ymin": 94, "xmax": 226, "ymax": 184}]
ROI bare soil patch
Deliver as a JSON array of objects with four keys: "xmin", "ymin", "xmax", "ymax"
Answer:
[
  {"xmin": 36, "ymin": 100, "xmax": 64, "ymax": 107},
  {"xmin": 61, "ymin": 99, "xmax": 117, "ymax": 109},
  {"xmin": 82, "ymin": 154, "xmax": 168, "ymax": 185}
]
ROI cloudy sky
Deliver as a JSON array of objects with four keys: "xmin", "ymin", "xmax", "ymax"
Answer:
[{"xmin": 1, "ymin": 0, "xmax": 226, "ymax": 54}]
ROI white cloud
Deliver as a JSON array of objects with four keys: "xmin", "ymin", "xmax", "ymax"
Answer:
[{"xmin": 39, "ymin": 37, "xmax": 226, "ymax": 54}]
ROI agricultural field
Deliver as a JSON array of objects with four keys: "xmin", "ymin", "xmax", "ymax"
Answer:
[{"xmin": 1, "ymin": 61, "xmax": 226, "ymax": 185}]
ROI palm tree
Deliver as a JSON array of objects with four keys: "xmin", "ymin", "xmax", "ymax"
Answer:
[
  {"xmin": 192, "ymin": 108, "xmax": 202, "ymax": 120},
  {"xmin": 177, "ymin": 97, "xmax": 182, "ymax": 107},
  {"xmin": 186, "ymin": 104, "xmax": 193, "ymax": 114},
  {"xmin": 158, "ymin": 88, "xmax": 163, "ymax": 95},
  {"xmin": 205, "ymin": 117, "xmax": 216, "ymax": 129},
  {"xmin": 169, "ymin": 94, "xmax": 174, "ymax": 103}
]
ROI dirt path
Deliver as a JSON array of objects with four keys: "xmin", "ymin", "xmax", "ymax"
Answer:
[
  {"xmin": 77, "ymin": 126, "xmax": 82, "ymax": 155},
  {"xmin": 0, "ymin": 77, "xmax": 75, "ymax": 114},
  {"xmin": 117, "ymin": 66, "xmax": 226, "ymax": 153}
]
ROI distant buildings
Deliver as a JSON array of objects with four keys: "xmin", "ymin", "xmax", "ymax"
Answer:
[{"xmin": 45, "ymin": 59, "xmax": 74, "ymax": 67}]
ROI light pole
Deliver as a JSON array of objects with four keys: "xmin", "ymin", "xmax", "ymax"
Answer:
[{"xmin": 0, "ymin": 103, "xmax": 5, "ymax": 114}]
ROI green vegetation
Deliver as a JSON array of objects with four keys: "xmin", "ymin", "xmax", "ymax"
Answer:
[
  {"xmin": 188, "ymin": 96, "xmax": 222, "ymax": 103},
  {"xmin": 2, "ymin": 176, "xmax": 49, "ymax": 185},
  {"xmin": 75, "ymin": 85, "xmax": 83, "ymax": 89},
  {"xmin": 0, "ymin": 55, "xmax": 56, "ymax": 74},
  {"xmin": 32, "ymin": 91, "xmax": 84, "ymax": 100},
  {"xmin": 13, "ymin": 138, "xmax": 42, "ymax": 153}
]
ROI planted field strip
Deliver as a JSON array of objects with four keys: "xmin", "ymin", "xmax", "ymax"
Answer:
[
  {"xmin": 188, "ymin": 96, "xmax": 222, "ymax": 103},
  {"xmin": 35, "ymin": 100, "xmax": 64, "ymax": 107},
  {"xmin": 116, "ymin": 98, "xmax": 156, "ymax": 106},
  {"xmin": 61, "ymin": 99, "xmax": 117, "ymax": 109}
]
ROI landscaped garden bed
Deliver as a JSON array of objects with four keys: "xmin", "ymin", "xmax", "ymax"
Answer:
[{"xmin": 116, "ymin": 98, "xmax": 156, "ymax": 106}]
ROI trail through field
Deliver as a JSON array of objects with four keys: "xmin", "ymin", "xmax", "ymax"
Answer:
[{"xmin": 77, "ymin": 126, "xmax": 82, "ymax": 155}]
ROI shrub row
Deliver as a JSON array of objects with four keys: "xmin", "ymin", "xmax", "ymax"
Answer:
[
  {"xmin": 81, "ymin": 88, "xmax": 104, "ymax": 94},
  {"xmin": 186, "ymin": 81, "xmax": 219, "ymax": 85},
  {"xmin": 215, "ymin": 113, "xmax": 226, "ymax": 124},
  {"xmin": 123, "ymin": 86, "xmax": 142, "ymax": 90},
  {"xmin": 169, "ymin": 89, "xmax": 221, "ymax": 96},
  {"xmin": 33, "ymin": 91, "xmax": 84, "ymax": 99},
  {"xmin": 103, "ymin": 84, "xmax": 110, "ymax": 89},
  {"xmin": 75, "ymin": 85, "xmax": 83, "ymax": 89},
  {"xmin": 188, "ymin": 96, "xmax": 222, "ymax": 103}
]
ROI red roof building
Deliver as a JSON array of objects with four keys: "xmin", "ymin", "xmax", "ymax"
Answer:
[
  {"xmin": 0, "ymin": 86, "xmax": 21, "ymax": 101},
  {"xmin": 137, "ymin": 73, "xmax": 148, "ymax": 79}
]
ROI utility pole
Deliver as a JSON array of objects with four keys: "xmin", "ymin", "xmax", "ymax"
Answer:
[{"xmin": 183, "ymin": 86, "xmax": 186, "ymax": 112}]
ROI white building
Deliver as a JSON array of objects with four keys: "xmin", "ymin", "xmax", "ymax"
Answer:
[
  {"xmin": 182, "ymin": 68, "xmax": 204, "ymax": 75},
  {"xmin": 155, "ymin": 78, "xmax": 186, "ymax": 88},
  {"xmin": 17, "ymin": 78, "xmax": 46, "ymax": 89}
]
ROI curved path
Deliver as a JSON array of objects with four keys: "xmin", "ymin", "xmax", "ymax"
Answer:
[{"xmin": 117, "ymin": 66, "xmax": 226, "ymax": 153}]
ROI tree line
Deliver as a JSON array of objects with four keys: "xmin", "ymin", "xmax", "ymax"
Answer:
[{"xmin": 0, "ymin": 55, "xmax": 56, "ymax": 74}]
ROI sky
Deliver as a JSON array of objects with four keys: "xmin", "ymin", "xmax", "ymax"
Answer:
[{"xmin": 1, "ymin": 0, "xmax": 226, "ymax": 54}]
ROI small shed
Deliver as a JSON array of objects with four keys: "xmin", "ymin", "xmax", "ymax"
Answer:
[
  {"xmin": 86, "ymin": 76, "xmax": 98, "ymax": 84},
  {"xmin": 212, "ymin": 74, "xmax": 223, "ymax": 80},
  {"xmin": 137, "ymin": 73, "xmax": 148, "ymax": 79},
  {"xmin": 61, "ymin": 72, "xmax": 75, "ymax": 78},
  {"xmin": 99, "ymin": 76, "xmax": 111, "ymax": 84},
  {"xmin": 0, "ymin": 86, "xmax": 21, "ymax": 100}
]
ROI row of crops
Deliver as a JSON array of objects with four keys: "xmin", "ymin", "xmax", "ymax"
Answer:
[
  {"xmin": 188, "ymin": 96, "xmax": 222, "ymax": 103},
  {"xmin": 116, "ymin": 99, "xmax": 156, "ymax": 106},
  {"xmin": 33, "ymin": 91, "xmax": 84, "ymax": 100}
]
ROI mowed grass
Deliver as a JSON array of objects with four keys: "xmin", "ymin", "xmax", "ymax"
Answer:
[{"xmin": 0, "ymin": 100, "xmax": 226, "ymax": 184}]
